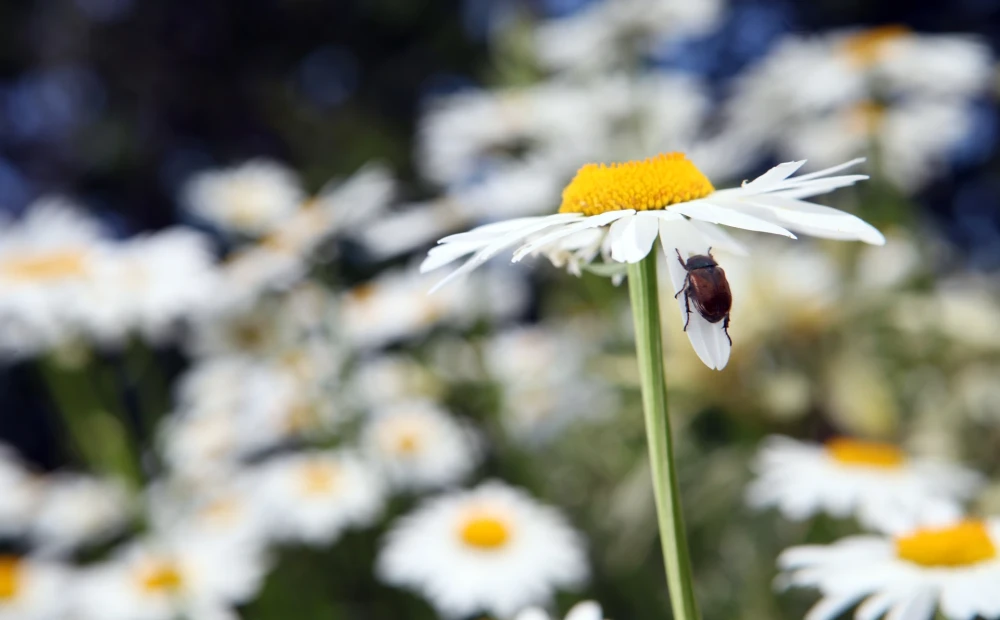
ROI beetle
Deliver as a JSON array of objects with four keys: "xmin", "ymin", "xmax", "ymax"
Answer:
[{"xmin": 674, "ymin": 248, "xmax": 733, "ymax": 345}]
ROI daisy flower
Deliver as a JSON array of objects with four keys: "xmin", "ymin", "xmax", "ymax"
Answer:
[
  {"xmin": 181, "ymin": 159, "xmax": 305, "ymax": 237},
  {"xmin": 30, "ymin": 473, "xmax": 131, "ymax": 555},
  {"xmin": 0, "ymin": 446, "xmax": 41, "ymax": 538},
  {"xmin": 376, "ymin": 480, "xmax": 588, "ymax": 618},
  {"xmin": 0, "ymin": 555, "xmax": 69, "ymax": 620},
  {"xmin": 746, "ymin": 436, "xmax": 983, "ymax": 534},
  {"xmin": 74, "ymin": 528, "xmax": 268, "ymax": 620},
  {"xmin": 252, "ymin": 450, "xmax": 386, "ymax": 546},
  {"xmin": 778, "ymin": 518, "xmax": 1000, "ymax": 620},
  {"xmin": 0, "ymin": 197, "xmax": 110, "ymax": 358},
  {"xmin": 484, "ymin": 323, "xmax": 615, "ymax": 444},
  {"xmin": 517, "ymin": 601, "xmax": 606, "ymax": 620},
  {"xmin": 534, "ymin": 0, "xmax": 723, "ymax": 73},
  {"xmin": 362, "ymin": 400, "xmax": 480, "ymax": 491},
  {"xmin": 422, "ymin": 153, "xmax": 882, "ymax": 370}
]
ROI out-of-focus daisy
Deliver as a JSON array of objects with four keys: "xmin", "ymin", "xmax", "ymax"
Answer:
[
  {"xmin": 0, "ymin": 555, "xmax": 69, "ymax": 620},
  {"xmin": 182, "ymin": 159, "xmax": 305, "ymax": 237},
  {"xmin": 0, "ymin": 447, "xmax": 40, "ymax": 538},
  {"xmin": 779, "ymin": 518, "xmax": 1000, "ymax": 620},
  {"xmin": 363, "ymin": 401, "xmax": 480, "ymax": 491},
  {"xmin": 30, "ymin": 474, "xmax": 131, "ymax": 555},
  {"xmin": 746, "ymin": 435, "xmax": 983, "ymax": 533},
  {"xmin": 780, "ymin": 99, "xmax": 975, "ymax": 192},
  {"xmin": 75, "ymin": 529, "xmax": 268, "ymax": 620},
  {"xmin": 534, "ymin": 0, "xmax": 723, "ymax": 73},
  {"xmin": 0, "ymin": 198, "xmax": 109, "ymax": 358},
  {"xmin": 252, "ymin": 450, "xmax": 385, "ymax": 546},
  {"xmin": 423, "ymin": 153, "xmax": 881, "ymax": 370},
  {"xmin": 349, "ymin": 353, "xmax": 444, "ymax": 410},
  {"xmin": 84, "ymin": 228, "xmax": 221, "ymax": 345},
  {"xmin": 342, "ymin": 266, "xmax": 528, "ymax": 349},
  {"xmin": 516, "ymin": 601, "xmax": 606, "ymax": 620},
  {"xmin": 418, "ymin": 84, "xmax": 601, "ymax": 195},
  {"xmin": 484, "ymin": 324, "xmax": 615, "ymax": 444},
  {"xmin": 376, "ymin": 481, "xmax": 588, "ymax": 618}
]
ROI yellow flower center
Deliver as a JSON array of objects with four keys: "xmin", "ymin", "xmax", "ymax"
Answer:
[
  {"xmin": 139, "ymin": 561, "xmax": 184, "ymax": 594},
  {"xmin": 896, "ymin": 521, "xmax": 997, "ymax": 568},
  {"xmin": 849, "ymin": 101, "xmax": 887, "ymax": 135},
  {"xmin": 840, "ymin": 25, "xmax": 910, "ymax": 67},
  {"xmin": 826, "ymin": 438, "xmax": 905, "ymax": 469},
  {"xmin": 299, "ymin": 461, "xmax": 338, "ymax": 495},
  {"xmin": 0, "ymin": 251, "xmax": 88, "ymax": 282},
  {"xmin": 0, "ymin": 556, "xmax": 21, "ymax": 601},
  {"xmin": 558, "ymin": 153, "xmax": 714, "ymax": 216},
  {"xmin": 459, "ymin": 515, "xmax": 511, "ymax": 550}
]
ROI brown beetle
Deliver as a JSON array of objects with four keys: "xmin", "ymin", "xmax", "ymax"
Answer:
[{"xmin": 674, "ymin": 249, "xmax": 732, "ymax": 345}]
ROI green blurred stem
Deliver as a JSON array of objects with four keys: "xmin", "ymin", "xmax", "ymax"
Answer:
[
  {"xmin": 38, "ymin": 357, "xmax": 141, "ymax": 488},
  {"xmin": 627, "ymin": 253, "xmax": 700, "ymax": 620}
]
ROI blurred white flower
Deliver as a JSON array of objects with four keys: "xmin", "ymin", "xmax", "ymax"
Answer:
[
  {"xmin": 182, "ymin": 159, "xmax": 305, "ymax": 237},
  {"xmin": 724, "ymin": 27, "xmax": 993, "ymax": 189},
  {"xmin": 779, "ymin": 518, "xmax": 1000, "ymax": 620},
  {"xmin": 252, "ymin": 450, "xmax": 385, "ymax": 546},
  {"xmin": 75, "ymin": 528, "xmax": 268, "ymax": 620},
  {"xmin": 0, "ymin": 446, "xmax": 41, "ymax": 538},
  {"xmin": 516, "ymin": 601, "xmax": 605, "ymax": 620},
  {"xmin": 418, "ymin": 83, "xmax": 601, "ymax": 192},
  {"xmin": 31, "ymin": 474, "xmax": 131, "ymax": 555},
  {"xmin": 0, "ymin": 198, "xmax": 110, "ymax": 358},
  {"xmin": 341, "ymin": 266, "xmax": 528, "ymax": 349},
  {"xmin": 356, "ymin": 198, "xmax": 470, "ymax": 260},
  {"xmin": 780, "ymin": 99, "xmax": 976, "ymax": 192},
  {"xmin": 722, "ymin": 240, "xmax": 842, "ymax": 340},
  {"xmin": 84, "ymin": 227, "xmax": 222, "ymax": 345},
  {"xmin": 376, "ymin": 481, "xmax": 588, "ymax": 618},
  {"xmin": 534, "ymin": 0, "xmax": 723, "ymax": 73},
  {"xmin": 424, "ymin": 154, "xmax": 880, "ymax": 370},
  {"xmin": 145, "ymin": 476, "xmax": 271, "ymax": 554},
  {"xmin": 363, "ymin": 401, "xmax": 480, "ymax": 491},
  {"xmin": 484, "ymin": 324, "xmax": 615, "ymax": 444},
  {"xmin": 0, "ymin": 555, "xmax": 69, "ymax": 620},
  {"xmin": 349, "ymin": 353, "xmax": 444, "ymax": 409},
  {"xmin": 746, "ymin": 436, "xmax": 983, "ymax": 534}
]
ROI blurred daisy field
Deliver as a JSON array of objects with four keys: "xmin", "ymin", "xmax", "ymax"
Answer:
[{"xmin": 2, "ymin": 1, "xmax": 1000, "ymax": 620}]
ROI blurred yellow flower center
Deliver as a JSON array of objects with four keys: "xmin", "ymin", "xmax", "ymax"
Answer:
[
  {"xmin": 558, "ymin": 153, "xmax": 714, "ymax": 216},
  {"xmin": 139, "ymin": 562, "xmax": 184, "ymax": 594},
  {"xmin": 1, "ymin": 251, "xmax": 88, "ymax": 281},
  {"xmin": 299, "ymin": 461, "xmax": 338, "ymax": 495},
  {"xmin": 394, "ymin": 431, "xmax": 421, "ymax": 455},
  {"xmin": 841, "ymin": 25, "xmax": 910, "ymax": 66},
  {"xmin": 826, "ymin": 438, "xmax": 905, "ymax": 468},
  {"xmin": 459, "ymin": 515, "xmax": 510, "ymax": 550},
  {"xmin": 849, "ymin": 101, "xmax": 887, "ymax": 134},
  {"xmin": 0, "ymin": 556, "xmax": 21, "ymax": 600},
  {"xmin": 896, "ymin": 521, "xmax": 997, "ymax": 567}
]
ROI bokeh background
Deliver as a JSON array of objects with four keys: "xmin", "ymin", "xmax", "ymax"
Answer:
[{"xmin": 2, "ymin": 0, "xmax": 1000, "ymax": 619}]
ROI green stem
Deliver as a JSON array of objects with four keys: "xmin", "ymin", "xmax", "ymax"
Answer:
[{"xmin": 627, "ymin": 253, "xmax": 700, "ymax": 620}]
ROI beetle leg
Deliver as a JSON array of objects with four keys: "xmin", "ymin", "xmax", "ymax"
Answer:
[
  {"xmin": 723, "ymin": 314, "xmax": 732, "ymax": 345},
  {"xmin": 682, "ymin": 292, "xmax": 691, "ymax": 331},
  {"xmin": 674, "ymin": 279, "xmax": 686, "ymax": 299},
  {"xmin": 675, "ymin": 248, "xmax": 686, "ymax": 269}
]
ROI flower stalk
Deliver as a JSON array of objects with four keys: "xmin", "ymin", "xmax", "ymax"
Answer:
[{"xmin": 627, "ymin": 252, "xmax": 700, "ymax": 620}]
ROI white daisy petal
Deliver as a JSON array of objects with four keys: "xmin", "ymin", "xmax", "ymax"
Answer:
[
  {"xmin": 789, "ymin": 158, "xmax": 866, "ymax": 183},
  {"xmin": 608, "ymin": 213, "xmax": 660, "ymax": 263},
  {"xmin": 673, "ymin": 201, "xmax": 797, "ymax": 238},
  {"xmin": 512, "ymin": 211, "xmax": 632, "ymax": 262},
  {"xmin": 740, "ymin": 160, "xmax": 808, "ymax": 191},
  {"xmin": 565, "ymin": 601, "xmax": 603, "ymax": 620},
  {"xmin": 857, "ymin": 591, "xmax": 901, "ymax": 620},
  {"xmin": 687, "ymin": 219, "xmax": 750, "ymax": 256},
  {"xmin": 428, "ymin": 217, "xmax": 573, "ymax": 292},
  {"xmin": 806, "ymin": 593, "xmax": 866, "ymax": 620}
]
